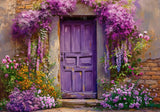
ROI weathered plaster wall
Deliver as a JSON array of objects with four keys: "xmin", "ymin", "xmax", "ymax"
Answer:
[
  {"xmin": 0, "ymin": 0, "xmax": 16, "ymax": 60},
  {"xmin": 0, "ymin": 0, "xmax": 16, "ymax": 100},
  {"xmin": 135, "ymin": 0, "xmax": 160, "ymax": 102},
  {"xmin": 49, "ymin": 16, "xmax": 60, "ymax": 85},
  {"xmin": 96, "ymin": 21, "xmax": 106, "ymax": 99},
  {"xmin": 135, "ymin": 0, "xmax": 160, "ymax": 60}
]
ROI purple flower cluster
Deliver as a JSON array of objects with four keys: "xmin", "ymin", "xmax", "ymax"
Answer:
[
  {"xmin": 12, "ymin": 10, "xmax": 40, "ymax": 38},
  {"xmin": 100, "ymin": 81, "xmax": 154, "ymax": 109},
  {"xmin": 12, "ymin": 0, "xmax": 77, "ymax": 39},
  {"xmin": 7, "ymin": 87, "xmax": 41, "ymax": 112},
  {"xmin": 115, "ymin": 47, "xmax": 123, "ymax": 72},
  {"xmin": 37, "ymin": 89, "xmax": 56, "ymax": 109},
  {"xmin": 81, "ymin": 0, "xmax": 97, "ymax": 7},
  {"xmin": 97, "ymin": 1, "xmax": 138, "ymax": 41},
  {"xmin": 45, "ymin": 0, "xmax": 76, "ymax": 15},
  {"xmin": 40, "ymin": 96, "xmax": 56, "ymax": 109}
]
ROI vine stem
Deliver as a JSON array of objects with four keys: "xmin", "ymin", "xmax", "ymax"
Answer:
[{"xmin": 40, "ymin": 39, "xmax": 44, "ymax": 63}]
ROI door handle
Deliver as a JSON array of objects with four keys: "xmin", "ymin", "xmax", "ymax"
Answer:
[{"xmin": 61, "ymin": 57, "xmax": 63, "ymax": 61}]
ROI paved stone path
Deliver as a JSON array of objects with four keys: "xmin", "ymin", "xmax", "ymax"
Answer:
[{"xmin": 35, "ymin": 107, "xmax": 160, "ymax": 112}]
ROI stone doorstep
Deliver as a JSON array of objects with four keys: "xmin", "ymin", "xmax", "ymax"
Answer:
[{"xmin": 58, "ymin": 99, "xmax": 101, "ymax": 108}]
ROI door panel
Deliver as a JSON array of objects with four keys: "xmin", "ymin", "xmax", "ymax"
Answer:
[
  {"xmin": 64, "ymin": 25, "xmax": 71, "ymax": 52},
  {"xmin": 60, "ymin": 20, "xmax": 97, "ymax": 99},
  {"xmin": 72, "ymin": 25, "xmax": 81, "ymax": 52}
]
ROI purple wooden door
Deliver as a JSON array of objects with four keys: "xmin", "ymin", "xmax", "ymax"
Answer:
[{"xmin": 60, "ymin": 20, "xmax": 97, "ymax": 99}]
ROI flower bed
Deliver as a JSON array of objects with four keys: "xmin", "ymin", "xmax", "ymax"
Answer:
[
  {"xmin": 100, "ymin": 80, "xmax": 156, "ymax": 109},
  {"xmin": 0, "ymin": 55, "xmax": 60, "ymax": 111}
]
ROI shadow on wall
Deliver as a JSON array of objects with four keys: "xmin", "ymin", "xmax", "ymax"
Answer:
[
  {"xmin": 0, "ymin": 78, "xmax": 9, "ymax": 100},
  {"xmin": 0, "ymin": 0, "xmax": 16, "ymax": 60}
]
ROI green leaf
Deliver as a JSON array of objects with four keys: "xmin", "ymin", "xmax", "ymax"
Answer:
[{"xmin": 137, "ymin": 58, "xmax": 142, "ymax": 62}]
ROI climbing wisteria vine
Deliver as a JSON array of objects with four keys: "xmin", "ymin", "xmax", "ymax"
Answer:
[{"xmin": 12, "ymin": 0, "xmax": 150, "ymax": 75}]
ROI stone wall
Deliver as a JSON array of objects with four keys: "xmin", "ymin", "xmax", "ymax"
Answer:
[
  {"xmin": 140, "ymin": 59, "xmax": 160, "ymax": 102},
  {"xmin": 16, "ymin": 0, "xmax": 35, "ymax": 13}
]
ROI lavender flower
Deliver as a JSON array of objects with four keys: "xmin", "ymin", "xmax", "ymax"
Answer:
[
  {"xmin": 118, "ymin": 103, "xmax": 124, "ymax": 108},
  {"xmin": 100, "ymin": 81, "xmax": 154, "ymax": 109},
  {"xmin": 115, "ymin": 47, "xmax": 123, "ymax": 72},
  {"xmin": 7, "ymin": 87, "xmax": 41, "ymax": 112},
  {"xmin": 40, "ymin": 95, "xmax": 56, "ymax": 109},
  {"xmin": 129, "ymin": 104, "xmax": 135, "ymax": 108}
]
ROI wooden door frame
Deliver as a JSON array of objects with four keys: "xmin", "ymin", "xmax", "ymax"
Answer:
[{"xmin": 60, "ymin": 16, "xmax": 97, "ymax": 99}]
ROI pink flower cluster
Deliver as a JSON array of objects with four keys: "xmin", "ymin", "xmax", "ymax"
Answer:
[
  {"xmin": 128, "ymin": 65, "xmax": 144, "ymax": 77},
  {"xmin": 139, "ymin": 31, "xmax": 150, "ymax": 41},
  {"xmin": 2, "ymin": 55, "xmax": 19, "ymax": 69},
  {"xmin": 1, "ymin": 55, "xmax": 19, "ymax": 78}
]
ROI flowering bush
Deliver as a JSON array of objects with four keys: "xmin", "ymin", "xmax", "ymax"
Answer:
[
  {"xmin": 100, "ymin": 30, "xmax": 150, "ymax": 82},
  {"xmin": 0, "ymin": 55, "xmax": 20, "ymax": 92},
  {"xmin": 38, "ymin": 90, "xmax": 56, "ymax": 109},
  {"xmin": 97, "ymin": 0, "xmax": 137, "ymax": 41},
  {"xmin": 7, "ymin": 87, "xmax": 41, "ymax": 112},
  {"xmin": 16, "ymin": 65, "xmax": 61, "ymax": 99},
  {"xmin": 12, "ymin": 10, "xmax": 40, "ymax": 38},
  {"xmin": 100, "ymin": 80, "xmax": 155, "ymax": 109}
]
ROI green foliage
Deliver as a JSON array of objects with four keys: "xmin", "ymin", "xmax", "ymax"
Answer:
[
  {"xmin": 0, "ymin": 56, "xmax": 20, "ymax": 93},
  {"xmin": 147, "ymin": 103, "xmax": 160, "ymax": 108},
  {"xmin": 104, "ymin": 33, "xmax": 151, "ymax": 84},
  {"xmin": 0, "ymin": 99, "xmax": 8, "ymax": 111}
]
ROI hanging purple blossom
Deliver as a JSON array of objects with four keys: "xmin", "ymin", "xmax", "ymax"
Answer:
[
  {"xmin": 36, "ymin": 36, "xmax": 41, "ymax": 71},
  {"xmin": 115, "ymin": 47, "xmax": 123, "ymax": 72},
  {"xmin": 40, "ymin": 40, "xmax": 44, "ymax": 63},
  {"xmin": 27, "ymin": 37, "xmax": 31, "ymax": 61},
  {"xmin": 36, "ymin": 58, "xmax": 40, "ymax": 71},
  {"xmin": 12, "ymin": 10, "xmax": 40, "ymax": 38},
  {"xmin": 99, "ymin": 3, "xmax": 136, "ymax": 41},
  {"xmin": 45, "ymin": 0, "xmax": 76, "ymax": 15}
]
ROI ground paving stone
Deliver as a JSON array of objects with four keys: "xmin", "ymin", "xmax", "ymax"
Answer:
[{"xmin": 35, "ymin": 107, "xmax": 160, "ymax": 112}]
